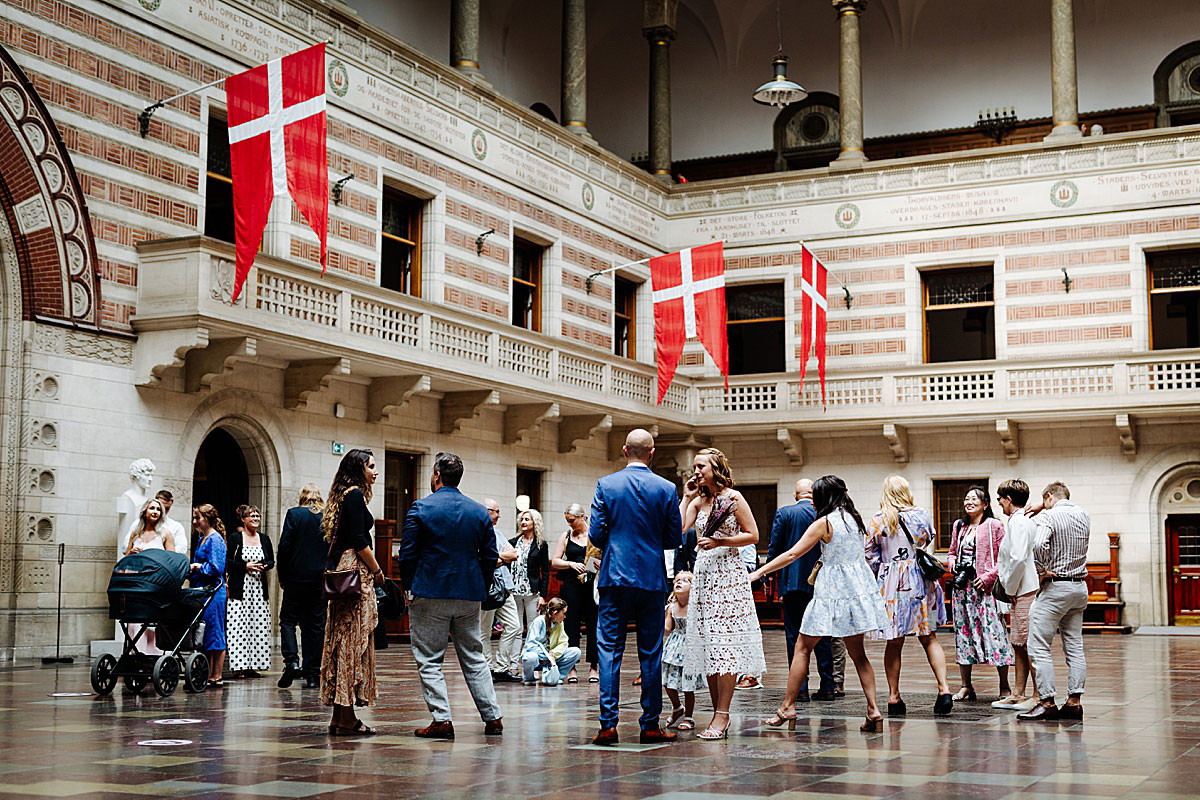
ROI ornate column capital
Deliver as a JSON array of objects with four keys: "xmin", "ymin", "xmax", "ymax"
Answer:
[
  {"xmin": 832, "ymin": 0, "xmax": 867, "ymax": 15},
  {"xmin": 642, "ymin": 24, "xmax": 677, "ymax": 44}
]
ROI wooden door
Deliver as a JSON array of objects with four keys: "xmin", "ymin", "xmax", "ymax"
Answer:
[{"xmin": 1168, "ymin": 514, "xmax": 1200, "ymax": 624}]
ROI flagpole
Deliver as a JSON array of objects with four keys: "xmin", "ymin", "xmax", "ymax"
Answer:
[
  {"xmin": 139, "ymin": 75, "xmax": 228, "ymax": 138},
  {"xmin": 584, "ymin": 255, "xmax": 654, "ymax": 293},
  {"xmin": 798, "ymin": 239, "xmax": 854, "ymax": 309}
]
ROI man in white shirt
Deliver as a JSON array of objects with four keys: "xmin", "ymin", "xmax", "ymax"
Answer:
[
  {"xmin": 481, "ymin": 499, "xmax": 522, "ymax": 682},
  {"xmin": 993, "ymin": 479, "xmax": 1040, "ymax": 711},
  {"xmin": 155, "ymin": 490, "xmax": 188, "ymax": 556}
]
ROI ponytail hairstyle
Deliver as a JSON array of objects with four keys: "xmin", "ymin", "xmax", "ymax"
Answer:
[
  {"xmin": 879, "ymin": 475, "xmax": 916, "ymax": 536},
  {"xmin": 812, "ymin": 475, "xmax": 867, "ymax": 537},
  {"xmin": 543, "ymin": 596, "xmax": 567, "ymax": 627},
  {"xmin": 322, "ymin": 448, "xmax": 374, "ymax": 543},
  {"xmin": 192, "ymin": 503, "xmax": 227, "ymax": 540}
]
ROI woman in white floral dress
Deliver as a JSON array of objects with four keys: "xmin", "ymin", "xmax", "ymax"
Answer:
[{"xmin": 680, "ymin": 448, "xmax": 766, "ymax": 741}]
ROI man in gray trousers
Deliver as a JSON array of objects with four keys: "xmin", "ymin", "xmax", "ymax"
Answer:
[{"xmin": 399, "ymin": 452, "xmax": 502, "ymax": 739}]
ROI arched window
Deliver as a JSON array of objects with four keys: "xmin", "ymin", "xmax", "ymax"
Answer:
[
  {"xmin": 772, "ymin": 91, "xmax": 840, "ymax": 171},
  {"xmin": 1154, "ymin": 41, "xmax": 1200, "ymax": 127}
]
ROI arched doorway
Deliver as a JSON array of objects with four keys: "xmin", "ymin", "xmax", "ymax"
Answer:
[
  {"xmin": 192, "ymin": 427, "xmax": 251, "ymax": 548},
  {"xmin": 1161, "ymin": 472, "xmax": 1200, "ymax": 625}
]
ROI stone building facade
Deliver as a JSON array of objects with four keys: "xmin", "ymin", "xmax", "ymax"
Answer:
[{"xmin": 0, "ymin": 0, "xmax": 1199, "ymax": 657}]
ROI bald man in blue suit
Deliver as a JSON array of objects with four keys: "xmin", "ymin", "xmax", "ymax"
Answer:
[{"xmin": 589, "ymin": 429, "xmax": 683, "ymax": 745}]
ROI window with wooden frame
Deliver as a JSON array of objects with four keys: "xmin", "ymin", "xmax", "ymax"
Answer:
[
  {"xmin": 932, "ymin": 478, "xmax": 988, "ymax": 552},
  {"xmin": 380, "ymin": 185, "xmax": 423, "ymax": 296},
  {"xmin": 1148, "ymin": 249, "xmax": 1200, "ymax": 350},
  {"xmin": 204, "ymin": 114, "xmax": 234, "ymax": 244},
  {"xmin": 512, "ymin": 237, "xmax": 543, "ymax": 332},
  {"xmin": 614, "ymin": 276, "xmax": 638, "ymax": 359},
  {"xmin": 923, "ymin": 266, "xmax": 995, "ymax": 363},
  {"xmin": 727, "ymin": 283, "xmax": 785, "ymax": 374}
]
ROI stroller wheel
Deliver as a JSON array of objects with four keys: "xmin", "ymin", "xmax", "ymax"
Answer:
[
  {"xmin": 124, "ymin": 674, "xmax": 149, "ymax": 695},
  {"xmin": 152, "ymin": 655, "xmax": 180, "ymax": 697},
  {"xmin": 184, "ymin": 652, "xmax": 210, "ymax": 693},
  {"xmin": 90, "ymin": 654, "xmax": 117, "ymax": 695}
]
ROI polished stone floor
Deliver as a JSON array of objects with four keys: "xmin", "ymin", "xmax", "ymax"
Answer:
[{"xmin": 2, "ymin": 631, "xmax": 1199, "ymax": 799}]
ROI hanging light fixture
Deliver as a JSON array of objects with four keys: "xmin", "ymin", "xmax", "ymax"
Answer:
[{"xmin": 752, "ymin": 0, "xmax": 806, "ymax": 107}]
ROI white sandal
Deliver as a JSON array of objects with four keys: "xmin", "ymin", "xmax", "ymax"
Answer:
[
  {"xmin": 697, "ymin": 711, "xmax": 730, "ymax": 740},
  {"xmin": 666, "ymin": 706, "xmax": 686, "ymax": 728}
]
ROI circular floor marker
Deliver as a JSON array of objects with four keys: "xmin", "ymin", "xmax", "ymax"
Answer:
[
  {"xmin": 135, "ymin": 739, "xmax": 194, "ymax": 747},
  {"xmin": 151, "ymin": 718, "xmax": 206, "ymax": 725},
  {"xmin": 48, "ymin": 692, "xmax": 92, "ymax": 697}
]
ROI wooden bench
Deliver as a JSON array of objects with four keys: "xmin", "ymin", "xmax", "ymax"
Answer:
[{"xmin": 1083, "ymin": 532, "xmax": 1131, "ymax": 634}]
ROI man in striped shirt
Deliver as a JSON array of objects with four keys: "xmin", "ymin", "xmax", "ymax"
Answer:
[{"xmin": 1017, "ymin": 481, "xmax": 1091, "ymax": 722}]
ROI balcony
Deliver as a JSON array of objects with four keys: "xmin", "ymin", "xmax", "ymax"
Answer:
[{"xmin": 133, "ymin": 238, "xmax": 1200, "ymax": 449}]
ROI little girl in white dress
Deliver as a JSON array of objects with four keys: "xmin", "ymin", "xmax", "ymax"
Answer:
[{"xmin": 662, "ymin": 571, "xmax": 701, "ymax": 731}]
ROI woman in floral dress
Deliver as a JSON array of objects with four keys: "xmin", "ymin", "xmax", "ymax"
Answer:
[
  {"xmin": 866, "ymin": 476, "xmax": 952, "ymax": 716},
  {"xmin": 680, "ymin": 448, "xmax": 766, "ymax": 741},
  {"xmin": 948, "ymin": 485, "xmax": 1013, "ymax": 701}
]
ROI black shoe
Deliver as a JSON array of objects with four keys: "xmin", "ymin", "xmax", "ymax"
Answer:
[
  {"xmin": 303, "ymin": 676, "xmax": 320, "ymax": 689},
  {"xmin": 933, "ymin": 694, "xmax": 953, "ymax": 716},
  {"xmin": 277, "ymin": 664, "xmax": 300, "ymax": 689},
  {"xmin": 493, "ymin": 670, "xmax": 522, "ymax": 683},
  {"xmin": 887, "ymin": 699, "xmax": 907, "ymax": 717},
  {"xmin": 795, "ymin": 692, "xmax": 811, "ymax": 703},
  {"xmin": 811, "ymin": 691, "xmax": 837, "ymax": 701}
]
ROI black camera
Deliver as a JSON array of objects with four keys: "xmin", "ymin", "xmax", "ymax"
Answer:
[{"xmin": 950, "ymin": 562, "xmax": 976, "ymax": 591}]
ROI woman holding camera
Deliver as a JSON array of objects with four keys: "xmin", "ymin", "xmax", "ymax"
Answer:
[{"xmin": 948, "ymin": 486, "xmax": 1013, "ymax": 701}]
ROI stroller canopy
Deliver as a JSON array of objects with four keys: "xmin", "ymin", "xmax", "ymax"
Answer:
[{"xmin": 108, "ymin": 549, "xmax": 189, "ymax": 598}]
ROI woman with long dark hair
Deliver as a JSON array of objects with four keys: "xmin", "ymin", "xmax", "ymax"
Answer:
[
  {"xmin": 319, "ymin": 448, "xmax": 384, "ymax": 735},
  {"xmin": 948, "ymin": 485, "xmax": 1013, "ymax": 701},
  {"xmin": 190, "ymin": 504, "xmax": 227, "ymax": 687},
  {"xmin": 750, "ymin": 475, "xmax": 889, "ymax": 732}
]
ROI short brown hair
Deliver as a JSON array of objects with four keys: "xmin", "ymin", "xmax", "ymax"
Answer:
[
  {"xmin": 997, "ymin": 479, "xmax": 1030, "ymax": 507},
  {"xmin": 1042, "ymin": 481, "xmax": 1070, "ymax": 501},
  {"xmin": 238, "ymin": 504, "xmax": 261, "ymax": 520}
]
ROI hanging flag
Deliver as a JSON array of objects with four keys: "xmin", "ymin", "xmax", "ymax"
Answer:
[
  {"xmin": 798, "ymin": 245, "xmax": 828, "ymax": 407},
  {"xmin": 650, "ymin": 241, "xmax": 728, "ymax": 404},
  {"xmin": 226, "ymin": 42, "xmax": 328, "ymax": 303}
]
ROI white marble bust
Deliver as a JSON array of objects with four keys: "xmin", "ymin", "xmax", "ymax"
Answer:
[{"xmin": 115, "ymin": 458, "xmax": 155, "ymax": 558}]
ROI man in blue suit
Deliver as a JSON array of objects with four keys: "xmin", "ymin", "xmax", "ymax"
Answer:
[
  {"xmin": 589, "ymin": 429, "xmax": 683, "ymax": 745},
  {"xmin": 399, "ymin": 452, "xmax": 502, "ymax": 740},
  {"xmin": 767, "ymin": 478, "xmax": 837, "ymax": 700}
]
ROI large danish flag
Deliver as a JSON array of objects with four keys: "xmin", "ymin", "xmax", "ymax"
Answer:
[
  {"xmin": 650, "ymin": 241, "xmax": 728, "ymax": 404},
  {"xmin": 226, "ymin": 43, "xmax": 328, "ymax": 303},
  {"xmin": 797, "ymin": 244, "xmax": 828, "ymax": 407}
]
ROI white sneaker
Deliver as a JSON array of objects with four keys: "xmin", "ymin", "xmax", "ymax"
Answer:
[
  {"xmin": 1012, "ymin": 697, "xmax": 1039, "ymax": 711},
  {"xmin": 991, "ymin": 696, "xmax": 1022, "ymax": 709}
]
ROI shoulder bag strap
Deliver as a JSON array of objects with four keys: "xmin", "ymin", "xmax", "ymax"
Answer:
[{"xmin": 896, "ymin": 513, "xmax": 920, "ymax": 551}]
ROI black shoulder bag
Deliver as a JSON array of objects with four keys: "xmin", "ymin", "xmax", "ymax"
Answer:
[{"xmin": 897, "ymin": 514, "xmax": 947, "ymax": 583}]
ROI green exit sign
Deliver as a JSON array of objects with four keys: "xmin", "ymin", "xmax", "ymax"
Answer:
[{"xmin": 331, "ymin": 442, "xmax": 345, "ymax": 455}]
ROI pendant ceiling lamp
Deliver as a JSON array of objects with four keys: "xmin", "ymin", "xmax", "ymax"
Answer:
[{"xmin": 753, "ymin": 0, "xmax": 807, "ymax": 107}]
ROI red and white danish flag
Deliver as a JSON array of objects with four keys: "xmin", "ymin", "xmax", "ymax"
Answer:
[
  {"xmin": 650, "ymin": 241, "xmax": 728, "ymax": 405},
  {"xmin": 225, "ymin": 42, "xmax": 328, "ymax": 303},
  {"xmin": 798, "ymin": 244, "xmax": 828, "ymax": 407}
]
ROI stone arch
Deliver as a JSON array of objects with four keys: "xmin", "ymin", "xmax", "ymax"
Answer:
[
  {"xmin": 1153, "ymin": 40, "xmax": 1200, "ymax": 127},
  {"xmin": 0, "ymin": 44, "xmax": 101, "ymax": 326},
  {"xmin": 0, "ymin": 186, "xmax": 25, "ymax": 638},
  {"xmin": 1130, "ymin": 445, "xmax": 1200, "ymax": 624},
  {"xmin": 176, "ymin": 389, "xmax": 297, "ymax": 533}
]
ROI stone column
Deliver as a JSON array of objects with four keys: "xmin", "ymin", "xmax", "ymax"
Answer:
[
  {"xmin": 644, "ymin": 25, "xmax": 674, "ymax": 182},
  {"xmin": 450, "ymin": 0, "xmax": 481, "ymax": 76},
  {"xmin": 1046, "ymin": 0, "xmax": 1082, "ymax": 140},
  {"xmin": 831, "ymin": 0, "xmax": 867, "ymax": 167},
  {"xmin": 561, "ymin": 0, "xmax": 588, "ymax": 134}
]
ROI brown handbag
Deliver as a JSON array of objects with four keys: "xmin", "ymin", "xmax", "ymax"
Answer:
[
  {"xmin": 806, "ymin": 518, "xmax": 835, "ymax": 585},
  {"xmin": 323, "ymin": 536, "xmax": 362, "ymax": 600}
]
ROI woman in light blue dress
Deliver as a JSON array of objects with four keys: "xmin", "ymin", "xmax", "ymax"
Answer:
[{"xmin": 750, "ymin": 475, "xmax": 888, "ymax": 732}]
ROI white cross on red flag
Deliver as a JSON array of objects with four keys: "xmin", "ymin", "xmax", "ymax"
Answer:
[
  {"xmin": 226, "ymin": 42, "xmax": 328, "ymax": 303},
  {"xmin": 650, "ymin": 241, "xmax": 728, "ymax": 404},
  {"xmin": 798, "ymin": 244, "xmax": 828, "ymax": 407}
]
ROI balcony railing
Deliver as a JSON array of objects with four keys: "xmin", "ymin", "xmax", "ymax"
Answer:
[{"xmin": 135, "ymin": 238, "xmax": 1200, "ymax": 430}]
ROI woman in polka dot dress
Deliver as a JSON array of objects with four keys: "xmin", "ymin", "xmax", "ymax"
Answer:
[{"xmin": 226, "ymin": 504, "xmax": 275, "ymax": 677}]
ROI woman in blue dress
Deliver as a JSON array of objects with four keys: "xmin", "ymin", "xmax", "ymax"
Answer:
[
  {"xmin": 190, "ymin": 504, "xmax": 228, "ymax": 687},
  {"xmin": 750, "ymin": 475, "xmax": 889, "ymax": 732}
]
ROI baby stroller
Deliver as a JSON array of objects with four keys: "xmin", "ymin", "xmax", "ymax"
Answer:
[{"xmin": 91, "ymin": 549, "xmax": 219, "ymax": 697}]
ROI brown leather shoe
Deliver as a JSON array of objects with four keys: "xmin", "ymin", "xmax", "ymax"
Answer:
[
  {"xmin": 1058, "ymin": 703, "xmax": 1084, "ymax": 720},
  {"xmin": 639, "ymin": 726, "xmax": 678, "ymax": 744},
  {"xmin": 414, "ymin": 720, "xmax": 455, "ymax": 739},
  {"xmin": 484, "ymin": 718, "xmax": 503, "ymax": 735},
  {"xmin": 591, "ymin": 726, "xmax": 619, "ymax": 746},
  {"xmin": 1017, "ymin": 702, "xmax": 1061, "ymax": 722}
]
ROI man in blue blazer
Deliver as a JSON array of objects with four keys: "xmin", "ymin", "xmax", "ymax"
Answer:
[
  {"xmin": 589, "ymin": 429, "xmax": 683, "ymax": 745},
  {"xmin": 767, "ymin": 478, "xmax": 836, "ymax": 700},
  {"xmin": 399, "ymin": 452, "xmax": 502, "ymax": 740}
]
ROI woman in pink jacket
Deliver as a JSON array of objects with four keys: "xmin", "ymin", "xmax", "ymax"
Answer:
[{"xmin": 947, "ymin": 486, "xmax": 1014, "ymax": 701}]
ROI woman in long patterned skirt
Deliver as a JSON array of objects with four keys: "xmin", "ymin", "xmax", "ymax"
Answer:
[
  {"xmin": 320, "ymin": 449, "xmax": 384, "ymax": 735},
  {"xmin": 680, "ymin": 448, "xmax": 766, "ymax": 741}
]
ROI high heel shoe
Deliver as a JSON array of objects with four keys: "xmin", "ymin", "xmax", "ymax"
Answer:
[
  {"xmin": 933, "ymin": 694, "xmax": 954, "ymax": 716},
  {"xmin": 951, "ymin": 686, "xmax": 976, "ymax": 702},
  {"xmin": 698, "ymin": 711, "xmax": 731, "ymax": 740},
  {"xmin": 887, "ymin": 699, "xmax": 906, "ymax": 717},
  {"xmin": 762, "ymin": 708, "xmax": 796, "ymax": 730},
  {"xmin": 859, "ymin": 714, "xmax": 883, "ymax": 732}
]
